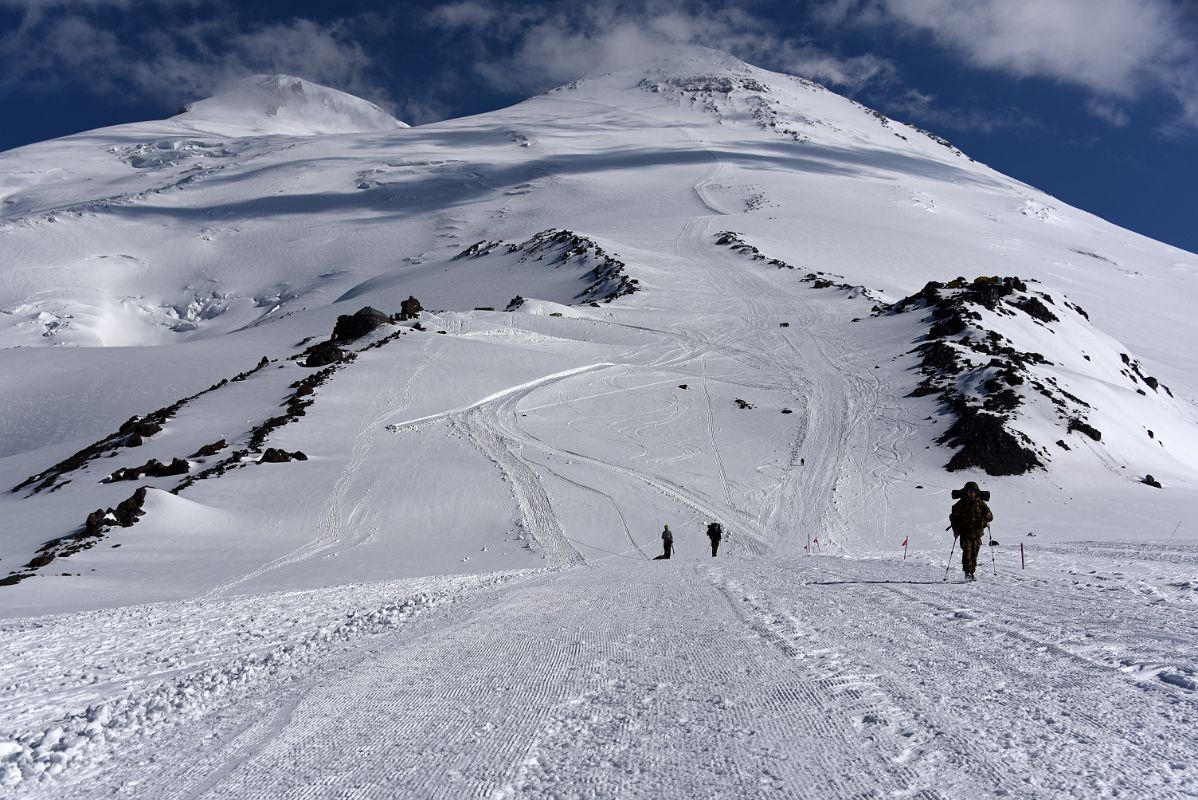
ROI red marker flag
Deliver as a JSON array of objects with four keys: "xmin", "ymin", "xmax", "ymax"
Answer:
[
  {"xmin": 901, "ymin": 536, "xmax": 908, "ymax": 560},
  {"xmin": 901, "ymin": 537, "xmax": 908, "ymax": 547}
]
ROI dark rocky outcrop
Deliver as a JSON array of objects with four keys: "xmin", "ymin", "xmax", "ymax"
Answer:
[
  {"xmin": 1142, "ymin": 474, "xmax": 1162, "ymax": 488},
  {"xmin": 259, "ymin": 448, "xmax": 308, "ymax": 463},
  {"xmin": 107, "ymin": 458, "xmax": 190, "ymax": 482},
  {"xmin": 27, "ymin": 553, "xmax": 55, "ymax": 569},
  {"xmin": 231, "ymin": 357, "xmax": 271, "ymax": 382},
  {"xmin": 176, "ymin": 341, "xmax": 385, "ymax": 493},
  {"xmin": 332, "ymin": 306, "xmax": 391, "ymax": 342},
  {"xmin": 190, "ymin": 439, "xmax": 227, "ymax": 458},
  {"xmin": 506, "ymin": 295, "xmax": 526, "ymax": 311},
  {"xmin": 11, "ymin": 356, "xmax": 273, "ymax": 496},
  {"xmin": 886, "ymin": 276, "xmax": 1061, "ymax": 476},
  {"xmin": 303, "ymin": 341, "xmax": 345, "ymax": 368},
  {"xmin": 1067, "ymin": 418, "xmax": 1102, "ymax": 441},
  {"xmin": 714, "ymin": 231, "xmax": 878, "ymax": 298},
  {"xmin": 457, "ymin": 231, "xmax": 638, "ymax": 304},
  {"xmin": 3, "ymin": 486, "xmax": 155, "ymax": 587},
  {"xmin": 111, "ymin": 486, "xmax": 150, "ymax": 527},
  {"xmin": 1012, "ymin": 296, "xmax": 1059, "ymax": 323},
  {"xmin": 938, "ymin": 402, "xmax": 1042, "ymax": 475},
  {"xmin": 399, "ymin": 296, "xmax": 424, "ymax": 320}
]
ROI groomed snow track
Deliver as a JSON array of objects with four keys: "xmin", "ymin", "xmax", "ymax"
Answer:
[{"xmin": 6, "ymin": 553, "xmax": 1197, "ymax": 798}]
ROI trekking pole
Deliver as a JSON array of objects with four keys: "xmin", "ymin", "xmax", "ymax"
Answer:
[
  {"xmin": 988, "ymin": 525, "xmax": 997, "ymax": 577},
  {"xmin": 942, "ymin": 536, "xmax": 957, "ymax": 582}
]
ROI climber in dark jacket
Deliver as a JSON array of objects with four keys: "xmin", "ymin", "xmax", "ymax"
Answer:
[
  {"xmin": 706, "ymin": 522, "xmax": 722, "ymax": 557},
  {"xmin": 949, "ymin": 481, "xmax": 993, "ymax": 581}
]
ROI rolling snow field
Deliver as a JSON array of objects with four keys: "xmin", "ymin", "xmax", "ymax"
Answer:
[{"xmin": 1, "ymin": 51, "xmax": 1196, "ymax": 797}]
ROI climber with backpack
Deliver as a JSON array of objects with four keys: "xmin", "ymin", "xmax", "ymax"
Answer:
[
  {"xmin": 706, "ymin": 522, "xmax": 723, "ymax": 557},
  {"xmin": 949, "ymin": 481, "xmax": 993, "ymax": 581}
]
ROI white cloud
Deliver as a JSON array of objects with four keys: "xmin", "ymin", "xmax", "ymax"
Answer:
[
  {"xmin": 881, "ymin": 0, "xmax": 1183, "ymax": 95},
  {"xmin": 423, "ymin": 0, "xmax": 900, "ymax": 95},
  {"xmin": 1084, "ymin": 98, "xmax": 1131, "ymax": 128},
  {"xmin": 821, "ymin": 0, "xmax": 1198, "ymax": 129},
  {"xmin": 0, "ymin": 5, "xmax": 393, "ymax": 114},
  {"xmin": 776, "ymin": 47, "xmax": 897, "ymax": 89}
]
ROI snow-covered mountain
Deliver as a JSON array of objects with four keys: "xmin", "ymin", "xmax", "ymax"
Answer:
[
  {"xmin": 176, "ymin": 74, "xmax": 409, "ymax": 136},
  {"xmin": 2, "ymin": 47, "xmax": 1197, "ymax": 797}
]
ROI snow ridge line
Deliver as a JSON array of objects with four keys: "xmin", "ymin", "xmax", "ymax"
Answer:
[{"xmin": 0, "ymin": 571, "xmax": 531, "ymax": 792}]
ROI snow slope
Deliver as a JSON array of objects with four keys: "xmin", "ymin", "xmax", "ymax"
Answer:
[
  {"xmin": 176, "ymin": 74, "xmax": 408, "ymax": 136},
  {"xmin": 1, "ymin": 47, "xmax": 1196, "ymax": 797}
]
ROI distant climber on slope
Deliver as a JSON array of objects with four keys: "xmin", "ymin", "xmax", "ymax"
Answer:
[
  {"xmin": 707, "ymin": 522, "xmax": 723, "ymax": 557},
  {"xmin": 658, "ymin": 525, "xmax": 673, "ymax": 560},
  {"xmin": 949, "ymin": 481, "xmax": 993, "ymax": 581}
]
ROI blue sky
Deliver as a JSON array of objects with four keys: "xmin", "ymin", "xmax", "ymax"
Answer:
[{"xmin": 2, "ymin": 0, "xmax": 1196, "ymax": 254}]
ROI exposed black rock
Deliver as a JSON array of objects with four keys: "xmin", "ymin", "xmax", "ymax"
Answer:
[
  {"xmin": 883, "ymin": 274, "xmax": 1104, "ymax": 475},
  {"xmin": 231, "ymin": 357, "xmax": 271, "ymax": 382},
  {"xmin": 303, "ymin": 341, "xmax": 345, "ymax": 368},
  {"xmin": 11, "ymin": 356, "xmax": 272, "ymax": 496},
  {"xmin": 506, "ymin": 295, "xmax": 526, "ymax": 311},
  {"xmin": 714, "ymin": 232, "xmax": 883, "ymax": 301},
  {"xmin": 1067, "ymin": 418, "xmax": 1102, "ymax": 441},
  {"xmin": 360, "ymin": 327, "xmax": 405, "ymax": 351},
  {"xmin": 175, "ymin": 337, "xmax": 390, "ymax": 493},
  {"xmin": 107, "ymin": 458, "xmax": 190, "ymax": 482},
  {"xmin": 4, "ymin": 485, "xmax": 158, "ymax": 585},
  {"xmin": 332, "ymin": 306, "xmax": 391, "ymax": 342},
  {"xmin": 1012, "ymin": 296, "xmax": 1059, "ymax": 323},
  {"xmin": 399, "ymin": 296, "xmax": 424, "ymax": 320},
  {"xmin": 461, "ymin": 230, "xmax": 638, "ymax": 304},
  {"xmin": 190, "ymin": 439, "xmax": 227, "ymax": 458},
  {"xmin": 938, "ymin": 403, "xmax": 1042, "ymax": 475},
  {"xmin": 27, "ymin": 553, "xmax": 54, "ymax": 569},
  {"xmin": 1142, "ymin": 474, "xmax": 1162, "ymax": 488},
  {"xmin": 111, "ymin": 486, "xmax": 150, "ymax": 527},
  {"xmin": 259, "ymin": 448, "xmax": 308, "ymax": 463}
]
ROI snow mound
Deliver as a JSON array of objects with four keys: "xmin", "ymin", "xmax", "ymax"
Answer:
[{"xmin": 175, "ymin": 75, "xmax": 407, "ymax": 136}]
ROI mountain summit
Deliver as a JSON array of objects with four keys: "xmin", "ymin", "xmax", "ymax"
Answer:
[
  {"xmin": 547, "ymin": 44, "xmax": 966, "ymax": 160},
  {"xmin": 175, "ymin": 74, "xmax": 408, "ymax": 135}
]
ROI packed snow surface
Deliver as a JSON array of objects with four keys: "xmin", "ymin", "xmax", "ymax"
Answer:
[{"xmin": 0, "ymin": 47, "xmax": 1196, "ymax": 797}]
